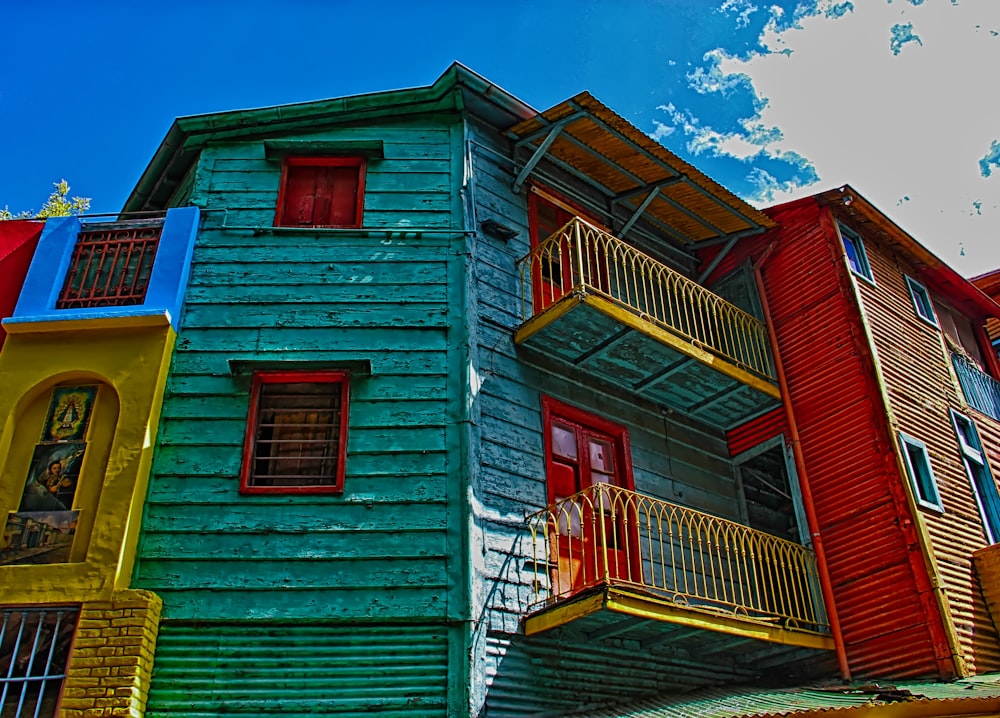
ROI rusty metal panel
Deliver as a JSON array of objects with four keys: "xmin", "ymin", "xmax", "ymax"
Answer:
[
  {"xmin": 146, "ymin": 622, "xmax": 450, "ymax": 716},
  {"xmin": 851, "ymin": 214, "xmax": 1000, "ymax": 675}
]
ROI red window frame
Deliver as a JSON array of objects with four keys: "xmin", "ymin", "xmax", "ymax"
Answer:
[
  {"xmin": 239, "ymin": 370, "xmax": 350, "ymax": 495},
  {"xmin": 274, "ymin": 156, "xmax": 366, "ymax": 228}
]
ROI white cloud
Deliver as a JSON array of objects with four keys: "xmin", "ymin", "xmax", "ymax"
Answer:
[{"xmin": 704, "ymin": 0, "xmax": 1000, "ymax": 275}]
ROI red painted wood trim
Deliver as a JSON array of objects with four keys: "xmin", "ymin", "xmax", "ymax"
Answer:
[{"xmin": 239, "ymin": 369, "xmax": 350, "ymax": 495}]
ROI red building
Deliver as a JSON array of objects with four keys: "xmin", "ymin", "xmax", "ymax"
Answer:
[
  {"xmin": 703, "ymin": 185, "xmax": 1000, "ymax": 681},
  {"xmin": 0, "ymin": 220, "xmax": 43, "ymax": 347}
]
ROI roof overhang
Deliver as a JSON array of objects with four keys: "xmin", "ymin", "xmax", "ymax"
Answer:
[
  {"xmin": 507, "ymin": 92, "xmax": 776, "ymax": 245},
  {"xmin": 816, "ymin": 185, "xmax": 1000, "ymax": 321},
  {"xmin": 123, "ymin": 63, "xmax": 535, "ymax": 213}
]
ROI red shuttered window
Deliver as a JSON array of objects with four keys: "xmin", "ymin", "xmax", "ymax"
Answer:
[
  {"xmin": 275, "ymin": 157, "xmax": 366, "ymax": 228},
  {"xmin": 240, "ymin": 371, "xmax": 350, "ymax": 494}
]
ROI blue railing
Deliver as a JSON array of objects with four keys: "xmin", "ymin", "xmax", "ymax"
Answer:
[{"xmin": 953, "ymin": 352, "xmax": 1000, "ymax": 422}]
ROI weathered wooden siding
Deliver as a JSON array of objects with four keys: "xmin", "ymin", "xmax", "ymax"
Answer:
[
  {"xmin": 137, "ymin": 114, "xmax": 470, "ymax": 715},
  {"xmin": 466, "ymin": 118, "xmax": 759, "ymax": 715},
  {"xmin": 751, "ymin": 200, "xmax": 947, "ymax": 679},
  {"xmin": 851, "ymin": 221, "xmax": 1000, "ymax": 674}
]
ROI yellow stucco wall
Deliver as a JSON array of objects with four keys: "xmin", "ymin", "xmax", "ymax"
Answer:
[{"xmin": 0, "ymin": 322, "xmax": 175, "ymax": 603}]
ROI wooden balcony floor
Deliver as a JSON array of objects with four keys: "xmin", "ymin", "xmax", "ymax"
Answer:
[{"xmin": 515, "ymin": 293, "xmax": 780, "ymax": 428}]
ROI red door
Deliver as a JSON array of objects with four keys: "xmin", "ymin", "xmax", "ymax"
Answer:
[
  {"xmin": 544, "ymin": 398, "xmax": 637, "ymax": 596},
  {"xmin": 529, "ymin": 194, "xmax": 575, "ymax": 312}
]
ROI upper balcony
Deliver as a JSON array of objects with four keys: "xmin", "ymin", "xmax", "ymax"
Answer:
[
  {"xmin": 523, "ymin": 484, "xmax": 833, "ymax": 666},
  {"xmin": 953, "ymin": 351, "xmax": 1000, "ymax": 423},
  {"xmin": 2, "ymin": 207, "xmax": 199, "ymax": 335},
  {"xmin": 515, "ymin": 218, "xmax": 780, "ymax": 428}
]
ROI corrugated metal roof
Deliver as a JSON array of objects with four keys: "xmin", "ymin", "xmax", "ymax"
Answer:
[
  {"xmin": 507, "ymin": 92, "xmax": 776, "ymax": 244},
  {"xmin": 570, "ymin": 674, "xmax": 1000, "ymax": 717}
]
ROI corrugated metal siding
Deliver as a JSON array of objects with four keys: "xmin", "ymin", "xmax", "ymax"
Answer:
[
  {"xmin": 147, "ymin": 622, "xmax": 450, "ymax": 716},
  {"xmin": 727, "ymin": 407, "xmax": 788, "ymax": 457},
  {"xmin": 756, "ymin": 201, "xmax": 944, "ymax": 679},
  {"xmin": 852, "ymin": 218, "xmax": 1000, "ymax": 674}
]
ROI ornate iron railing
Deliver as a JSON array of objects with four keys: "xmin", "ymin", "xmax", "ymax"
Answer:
[
  {"xmin": 56, "ymin": 220, "xmax": 163, "ymax": 309},
  {"xmin": 953, "ymin": 352, "xmax": 1000, "ymax": 423},
  {"xmin": 526, "ymin": 484, "xmax": 828, "ymax": 632},
  {"xmin": 518, "ymin": 217, "xmax": 775, "ymax": 381}
]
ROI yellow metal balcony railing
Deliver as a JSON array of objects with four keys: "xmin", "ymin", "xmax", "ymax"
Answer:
[
  {"xmin": 518, "ymin": 218, "xmax": 775, "ymax": 382},
  {"xmin": 527, "ymin": 484, "xmax": 828, "ymax": 633}
]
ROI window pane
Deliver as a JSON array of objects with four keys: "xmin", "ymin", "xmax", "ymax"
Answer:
[
  {"xmin": 251, "ymin": 380, "xmax": 343, "ymax": 487},
  {"xmin": 551, "ymin": 422, "xmax": 578, "ymax": 460}
]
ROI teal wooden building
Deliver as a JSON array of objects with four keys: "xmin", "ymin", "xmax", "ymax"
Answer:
[{"xmin": 125, "ymin": 64, "xmax": 838, "ymax": 716}]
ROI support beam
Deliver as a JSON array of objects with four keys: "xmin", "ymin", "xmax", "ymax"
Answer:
[
  {"xmin": 512, "ymin": 123, "xmax": 568, "ymax": 194},
  {"xmin": 617, "ymin": 188, "xmax": 661, "ymax": 239}
]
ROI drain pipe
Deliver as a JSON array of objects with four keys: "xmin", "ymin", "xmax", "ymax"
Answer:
[{"xmin": 752, "ymin": 243, "xmax": 852, "ymax": 682}]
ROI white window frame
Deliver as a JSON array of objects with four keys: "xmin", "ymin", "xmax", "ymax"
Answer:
[
  {"xmin": 905, "ymin": 275, "xmax": 937, "ymax": 326},
  {"xmin": 838, "ymin": 222, "xmax": 875, "ymax": 284},
  {"xmin": 950, "ymin": 410, "xmax": 1000, "ymax": 544},
  {"xmin": 898, "ymin": 432, "xmax": 943, "ymax": 511}
]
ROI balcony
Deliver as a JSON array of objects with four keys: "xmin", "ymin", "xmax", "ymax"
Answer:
[
  {"xmin": 55, "ymin": 221, "xmax": 162, "ymax": 309},
  {"xmin": 953, "ymin": 351, "xmax": 1000, "ymax": 422},
  {"xmin": 3, "ymin": 207, "xmax": 199, "ymax": 333},
  {"xmin": 524, "ymin": 484, "xmax": 833, "ymax": 653},
  {"xmin": 515, "ymin": 219, "xmax": 780, "ymax": 428}
]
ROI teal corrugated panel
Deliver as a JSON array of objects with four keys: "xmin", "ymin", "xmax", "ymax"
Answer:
[{"xmin": 147, "ymin": 622, "xmax": 449, "ymax": 717}]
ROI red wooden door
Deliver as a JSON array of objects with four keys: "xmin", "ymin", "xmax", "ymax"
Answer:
[
  {"xmin": 544, "ymin": 400, "xmax": 636, "ymax": 596},
  {"xmin": 529, "ymin": 195, "xmax": 575, "ymax": 312}
]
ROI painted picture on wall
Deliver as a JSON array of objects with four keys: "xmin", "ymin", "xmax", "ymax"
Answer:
[
  {"xmin": 0, "ymin": 510, "xmax": 79, "ymax": 565},
  {"xmin": 18, "ymin": 442, "xmax": 86, "ymax": 512},
  {"xmin": 40, "ymin": 385, "xmax": 97, "ymax": 443}
]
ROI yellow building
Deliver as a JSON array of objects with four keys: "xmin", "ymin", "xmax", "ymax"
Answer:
[{"xmin": 0, "ymin": 209, "xmax": 198, "ymax": 717}]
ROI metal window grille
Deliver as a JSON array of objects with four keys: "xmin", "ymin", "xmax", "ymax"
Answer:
[
  {"xmin": 55, "ymin": 222, "xmax": 163, "ymax": 309},
  {"xmin": 0, "ymin": 607, "xmax": 79, "ymax": 718},
  {"xmin": 251, "ymin": 381, "xmax": 344, "ymax": 487}
]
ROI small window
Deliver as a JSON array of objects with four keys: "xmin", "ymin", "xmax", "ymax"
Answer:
[
  {"xmin": 899, "ymin": 432, "xmax": 943, "ymax": 511},
  {"xmin": 0, "ymin": 606, "xmax": 79, "ymax": 718},
  {"xmin": 275, "ymin": 157, "xmax": 365, "ymax": 228},
  {"xmin": 839, "ymin": 223, "xmax": 874, "ymax": 283},
  {"xmin": 951, "ymin": 411, "xmax": 1000, "ymax": 543},
  {"xmin": 905, "ymin": 276, "xmax": 937, "ymax": 326},
  {"xmin": 240, "ymin": 371, "xmax": 350, "ymax": 494}
]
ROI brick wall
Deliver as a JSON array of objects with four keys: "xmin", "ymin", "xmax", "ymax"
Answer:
[{"xmin": 59, "ymin": 590, "xmax": 162, "ymax": 718}]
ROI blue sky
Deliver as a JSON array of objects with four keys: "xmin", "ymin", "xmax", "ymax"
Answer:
[{"xmin": 2, "ymin": 0, "xmax": 998, "ymax": 275}]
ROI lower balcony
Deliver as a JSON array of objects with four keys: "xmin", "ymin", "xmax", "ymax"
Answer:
[
  {"xmin": 515, "ymin": 218, "xmax": 780, "ymax": 428},
  {"xmin": 524, "ymin": 485, "xmax": 834, "ymax": 655}
]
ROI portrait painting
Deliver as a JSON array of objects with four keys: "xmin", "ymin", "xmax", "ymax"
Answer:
[{"xmin": 19, "ymin": 442, "xmax": 87, "ymax": 512}]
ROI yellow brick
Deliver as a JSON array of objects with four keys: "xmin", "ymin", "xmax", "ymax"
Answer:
[
  {"xmin": 62, "ymin": 687, "xmax": 89, "ymax": 699},
  {"xmin": 64, "ymin": 677, "xmax": 101, "ymax": 687},
  {"xmin": 58, "ymin": 698, "xmax": 95, "ymax": 709},
  {"xmin": 68, "ymin": 657, "xmax": 107, "ymax": 669},
  {"xmin": 91, "ymin": 667, "xmax": 111, "ymax": 677}
]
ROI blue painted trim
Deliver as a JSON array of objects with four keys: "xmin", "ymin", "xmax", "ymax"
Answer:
[{"xmin": 10, "ymin": 207, "xmax": 199, "ymax": 331}]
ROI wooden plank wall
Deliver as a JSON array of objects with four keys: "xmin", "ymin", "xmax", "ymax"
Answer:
[
  {"xmin": 850, "ymin": 218, "xmax": 1000, "ymax": 674},
  {"xmin": 465, "ymin": 118, "xmax": 748, "ymax": 714},
  {"xmin": 136, "ymin": 115, "xmax": 469, "ymax": 715}
]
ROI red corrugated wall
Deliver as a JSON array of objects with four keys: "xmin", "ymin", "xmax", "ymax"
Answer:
[
  {"xmin": 704, "ymin": 199, "xmax": 952, "ymax": 679},
  {"xmin": 727, "ymin": 407, "xmax": 787, "ymax": 457}
]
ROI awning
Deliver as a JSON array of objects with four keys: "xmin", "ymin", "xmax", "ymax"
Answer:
[{"xmin": 507, "ymin": 92, "xmax": 776, "ymax": 245}]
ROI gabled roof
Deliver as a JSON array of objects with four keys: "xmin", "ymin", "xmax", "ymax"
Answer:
[
  {"xmin": 811, "ymin": 185, "xmax": 1000, "ymax": 321},
  {"xmin": 123, "ymin": 63, "xmax": 534, "ymax": 212},
  {"xmin": 507, "ymin": 92, "xmax": 775, "ymax": 244}
]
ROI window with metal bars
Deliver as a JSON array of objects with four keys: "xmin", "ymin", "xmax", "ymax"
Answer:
[
  {"xmin": 239, "ymin": 371, "xmax": 350, "ymax": 494},
  {"xmin": 55, "ymin": 222, "xmax": 162, "ymax": 309},
  {"xmin": 0, "ymin": 606, "xmax": 78, "ymax": 718}
]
